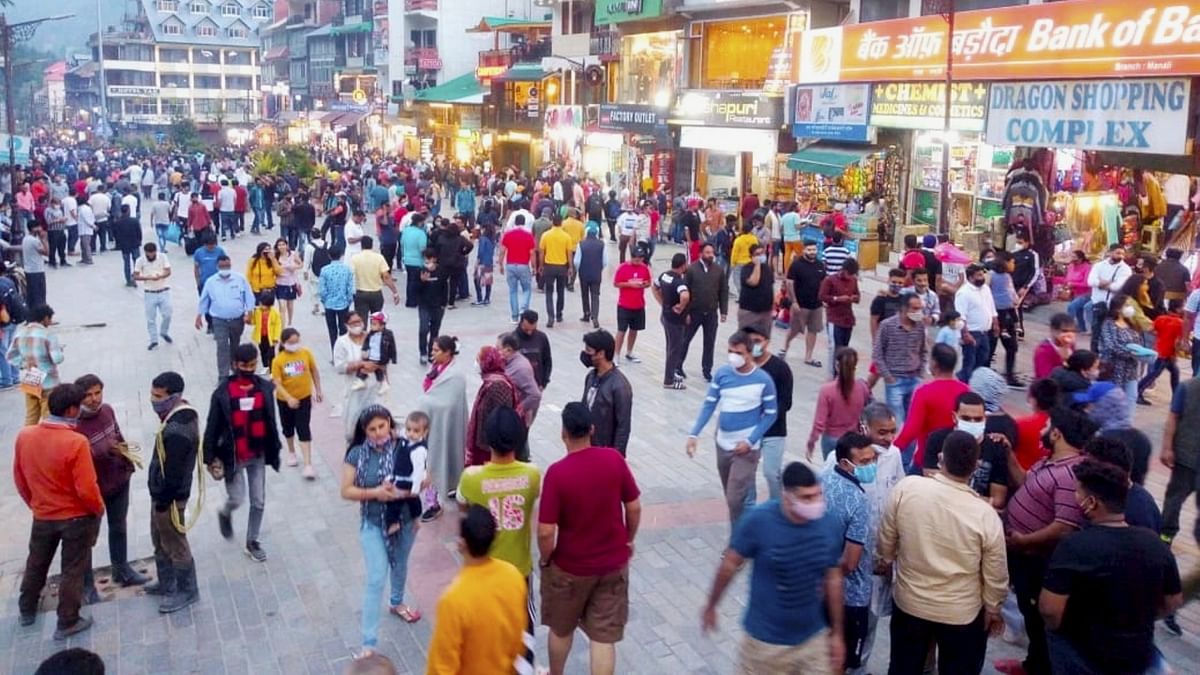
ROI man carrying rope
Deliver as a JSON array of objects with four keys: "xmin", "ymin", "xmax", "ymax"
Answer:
[{"xmin": 144, "ymin": 371, "xmax": 202, "ymax": 614}]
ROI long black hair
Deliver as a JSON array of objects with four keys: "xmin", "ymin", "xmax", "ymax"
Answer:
[{"xmin": 346, "ymin": 404, "xmax": 397, "ymax": 458}]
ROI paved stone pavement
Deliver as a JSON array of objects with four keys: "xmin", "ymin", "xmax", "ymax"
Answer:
[{"xmin": 1, "ymin": 206, "xmax": 1198, "ymax": 674}]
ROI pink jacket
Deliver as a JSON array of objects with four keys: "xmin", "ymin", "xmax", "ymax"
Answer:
[{"xmin": 1066, "ymin": 261, "xmax": 1092, "ymax": 298}]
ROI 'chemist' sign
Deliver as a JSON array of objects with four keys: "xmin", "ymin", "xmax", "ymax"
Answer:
[{"xmin": 985, "ymin": 78, "xmax": 1190, "ymax": 155}]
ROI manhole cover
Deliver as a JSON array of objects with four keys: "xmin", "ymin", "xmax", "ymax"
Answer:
[{"xmin": 30, "ymin": 557, "xmax": 158, "ymax": 613}]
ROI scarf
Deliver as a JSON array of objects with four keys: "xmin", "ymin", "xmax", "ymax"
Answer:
[
  {"xmin": 465, "ymin": 373, "xmax": 519, "ymax": 467},
  {"xmin": 423, "ymin": 360, "xmax": 449, "ymax": 391}
]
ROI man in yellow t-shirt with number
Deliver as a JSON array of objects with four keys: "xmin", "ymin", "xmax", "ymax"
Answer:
[{"xmin": 537, "ymin": 218, "xmax": 576, "ymax": 328}]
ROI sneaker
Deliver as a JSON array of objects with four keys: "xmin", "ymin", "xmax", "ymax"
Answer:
[
  {"xmin": 1164, "ymin": 615, "xmax": 1183, "ymax": 636},
  {"xmin": 625, "ymin": 354, "xmax": 642, "ymax": 364},
  {"xmin": 161, "ymin": 334, "xmax": 173, "ymax": 344},
  {"xmin": 244, "ymin": 541, "xmax": 268, "ymax": 563},
  {"xmin": 217, "ymin": 511, "xmax": 233, "ymax": 540},
  {"xmin": 302, "ymin": 465, "xmax": 316, "ymax": 480},
  {"xmin": 419, "ymin": 356, "xmax": 428, "ymax": 366},
  {"xmin": 676, "ymin": 368, "xmax": 687, "ymax": 379},
  {"xmin": 350, "ymin": 379, "xmax": 367, "ymax": 391},
  {"xmin": 378, "ymin": 381, "xmax": 391, "ymax": 395},
  {"xmin": 53, "ymin": 616, "xmax": 93, "ymax": 640},
  {"xmin": 148, "ymin": 342, "xmax": 158, "ymax": 351},
  {"xmin": 286, "ymin": 453, "xmax": 299, "ymax": 467},
  {"xmin": 420, "ymin": 505, "xmax": 443, "ymax": 523}
]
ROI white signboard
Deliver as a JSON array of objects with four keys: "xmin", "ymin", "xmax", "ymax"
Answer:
[
  {"xmin": 985, "ymin": 78, "xmax": 1191, "ymax": 155},
  {"xmin": 108, "ymin": 86, "xmax": 160, "ymax": 97}
]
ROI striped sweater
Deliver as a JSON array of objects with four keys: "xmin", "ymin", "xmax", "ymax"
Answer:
[{"xmin": 689, "ymin": 365, "xmax": 778, "ymax": 450}]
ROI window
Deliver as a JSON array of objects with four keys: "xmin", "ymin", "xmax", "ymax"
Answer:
[
  {"xmin": 193, "ymin": 98, "xmax": 223, "ymax": 114},
  {"xmin": 922, "ymin": 0, "xmax": 1027, "ymax": 12},
  {"xmin": 119, "ymin": 44, "xmax": 155, "ymax": 61},
  {"xmin": 251, "ymin": 3, "xmax": 271, "ymax": 19},
  {"xmin": 162, "ymin": 21, "xmax": 183, "ymax": 36},
  {"xmin": 226, "ymin": 50, "xmax": 250, "ymax": 65},
  {"xmin": 392, "ymin": 80, "xmax": 403, "ymax": 97},
  {"xmin": 161, "ymin": 99, "xmax": 190, "ymax": 117},
  {"xmin": 189, "ymin": 1, "xmax": 207, "ymax": 13},
  {"xmin": 226, "ymin": 75, "xmax": 253, "ymax": 90},
  {"xmin": 561, "ymin": 1, "xmax": 590, "ymax": 35},
  {"xmin": 194, "ymin": 47, "xmax": 220, "ymax": 63},
  {"xmin": 347, "ymin": 33, "xmax": 365, "ymax": 58},
  {"xmin": 194, "ymin": 75, "xmax": 222, "ymax": 89},
  {"xmin": 345, "ymin": 0, "xmax": 364, "ymax": 16},
  {"xmin": 109, "ymin": 70, "xmax": 157, "ymax": 86},
  {"xmin": 228, "ymin": 24, "xmax": 248, "ymax": 38},
  {"xmin": 124, "ymin": 97, "xmax": 159, "ymax": 115},
  {"xmin": 196, "ymin": 21, "xmax": 218, "ymax": 37},
  {"xmin": 861, "ymin": 0, "xmax": 907, "ymax": 21},
  {"xmin": 156, "ymin": 0, "xmax": 179, "ymax": 11},
  {"xmin": 700, "ymin": 18, "xmax": 783, "ymax": 89},
  {"xmin": 160, "ymin": 48, "xmax": 189, "ymax": 63},
  {"xmin": 221, "ymin": 4, "xmax": 240, "ymax": 17},
  {"xmin": 160, "ymin": 73, "xmax": 190, "ymax": 88}
]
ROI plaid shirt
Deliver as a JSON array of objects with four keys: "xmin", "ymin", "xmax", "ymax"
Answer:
[{"xmin": 6, "ymin": 323, "xmax": 64, "ymax": 387}]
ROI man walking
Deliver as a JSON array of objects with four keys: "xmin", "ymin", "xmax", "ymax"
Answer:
[
  {"xmin": 14, "ymin": 383, "xmax": 105, "ymax": 639},
  {"xmin": 818, "ymin": 258, "xmax": 861, "ymax": 362},
  {"xmin": 203, "ymin": 343, "xmax": 282, "ymax": 563},
  {"xmin": 133, "ymin": 243, "xmax": 173, "ymax": 351},
  {"xmin": 581, "ymin": 330, "xmax": 633, "ymax": 456},
  {"xmin": 574, "ymin": 223, "xmax": 607, "ymax": 328},
  {"xmin": 514, "ymin": 310, "xmax": 553, "ymax": 391},
  {"xmin": 539, "ymin": 402, "xmax": 641, "ymax": 675},
  {"xmin": 781, "ymin": 240, "xmax": 826, "ymax": 364},
  {"xmin": 538, "ymin": 215, "xmax": 575, "ymax": 327},
  {"xmin": 399, "ymin": 212, "xmax": 428, "ymax": 308},
  {"xmin": 350, "ymin": 236, "xmax": 400, "ymax": 318},
  {"xmin": 702, "ymin": 462, "xmax": 845, "ymax": 674},
  {"xmin": 1161, "ymin": 375, "xmax": 1200, "ymax": 542},
  {"xmin": 686, "ymin": 330, "xmax": 779, "ymax": 525},
  {"xmin": 87, "ymin": 185, "xmax": 112, "ymax": 252},
  {"xmin": 743, "ymin": 326, "xmax": 793, "ymax": 501},
  {"xmin": 217, "ymin": 179, "xmax": 238, "ymax": 241},
  {"xmin": 195, "ymin": 255, "xmax": 255, "ymax": 379},
  {"xmin": 653, "ymin": 253, "xmax": 691, "ymax": 389},
  {"xmin": 1087, "ymin": 243, "xmax": 1132, "ymax": 353},
  {"xmin": 144, "ymin": 371, "xmax": 201, "ymax": 614},
  {"xmin": 872, "ymin": 293, "xmax": 928, "ymax": 425},
  {"xmin": 317, "ymin": 246, "xmax": 356, "ymax": 352},
  {"xmin": 22, "ymin": 222, "xmax": 49, "ymax": 307},
  {"xmin": 955, "ymin": 263, "xmax": 999, "ymax": 382},
  {"xmin": 499, "ymin": 214, "xmax": 535, "ymax": 323},
  {"xmin": 613, "ymin": 243, "xmax": 652, "ymax": 363},
  {"xmin": 112, "ymin": 204, "xmax": 143, "ymax": 288}
]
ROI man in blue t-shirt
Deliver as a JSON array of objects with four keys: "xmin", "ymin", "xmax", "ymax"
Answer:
[
  {"xmin": 191, "ymin": 233, "xmax": 226, "ymax": 332},
  {"xmin": 702, "ymin": 462, "xmax": 845, "ymax": 673}
]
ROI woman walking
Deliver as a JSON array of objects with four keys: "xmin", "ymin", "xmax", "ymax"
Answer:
[
  {"xmin": 412, "ymin": 335, "xmax": 467, "ymax": 522},
  {"xmin": 465, "ymin": 346, "xmax": 519, "ymax": 467},
  {"xmin": 472, "ymin": 222, "xmax": 497, "ymax": 306},
  {"xmin": 333, "ymin": 312, "xmax": 384, "ymax": 441},
  {"xmin": 246, "ymin": 241, "xmax": 281, "ymax": 296},
  {"xmin": 340, "ymin": 406, "xmax": 423, "ymax": 659},
  {"xmin": 807, "ymin": 347, "xmax": 871, "ymax": 459},
  {"xmin": 1097, "ymin": 293, "xmax": 1144, "ymax": 421},
  {"xmin": 273, "ymin": 238, "xmax": 303, "ymax": 326},
  {"xmin": 272, "ymin": 328, "xmax": 323, "ymax": 479}
]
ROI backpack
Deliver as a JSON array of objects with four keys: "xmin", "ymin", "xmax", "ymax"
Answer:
[
  {"xmin": 0, "ymin": 276, "xmax": 28, "ymax": 326},
  {"xmin": 310, "ymin": 244, "xmax": 332, "ymax": 276}
]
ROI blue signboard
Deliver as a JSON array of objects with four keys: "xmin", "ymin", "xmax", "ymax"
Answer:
[{"xmin": 791, "ymin": 84, "xmax": 874, "ymax": 143}]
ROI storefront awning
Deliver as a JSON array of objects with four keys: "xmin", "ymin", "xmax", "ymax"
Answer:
[
  {"xmin": 327, "ymin": 110, "xmax": 369, "ymax": 128},
  {"xmin": 786, "ymin": 144, "xmax": 878, "ymax": 176},
  {"xmin": 494, "ymin": 65, "xmax": 548, "ymax": 82},
  {"xmin": 413, "ymin": 72, "xmax": 486, "ymax": 104},
  {"xmin": 330, "ymin": 21, "xmax": 373, "ymax": 35},
  {"xmin": 466, "ymin": 17, "xmax": 552, "ymax": 33}
]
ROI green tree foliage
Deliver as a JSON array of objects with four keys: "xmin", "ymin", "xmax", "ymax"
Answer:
[{"xmin": 249, "ymin": 144, "xmax": 316, "ymax": 181}]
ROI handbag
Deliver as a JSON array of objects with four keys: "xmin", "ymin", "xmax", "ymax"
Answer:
[
  {"xmin": 19, "ymin": 367, "xmax": 45, "ymax": 397},
  {"xmin": 165, "ymin": 221, "xmax": 183, "ymax": 244}
]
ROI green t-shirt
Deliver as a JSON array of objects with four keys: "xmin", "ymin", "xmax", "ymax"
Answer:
[{"xmin": 457, "ymin": 461, "xmax": 542, "ymax": 576}]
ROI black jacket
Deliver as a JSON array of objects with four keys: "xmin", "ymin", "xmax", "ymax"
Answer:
[
  {"xmin": 112, "ymin": 216, "xmax": 143, "ymax": 251},
  {"xmin": 148, "ymin": 407, "xmax": 200, "ymax": 508},
  {"xmin": 365, "ymin": 328, "xmax": 398, "ymax": 365},
  {"xmin": 684, "ymin": 260, "xmax": 730, "ymax": 315},
  {"xmin": 582, "ymin": 366, "xmax": 633, "ymax": 455},
  {"xmin": 433, "ymin": 227, "xmax": 474, "ymax": 269},
  {"xmin": 203, "ymin": 376, "xmax": 282, "ymax": 471},
  {"xmin": 514, "ymin": 328, "xmax": 552, "ymax": 387}
]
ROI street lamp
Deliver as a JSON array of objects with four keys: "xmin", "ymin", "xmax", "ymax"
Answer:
[{"xmin": 1, "ymin": 12, "xmax": 73, "ymax": 188}]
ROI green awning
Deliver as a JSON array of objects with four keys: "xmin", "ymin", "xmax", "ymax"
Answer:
[
  {"xmin": 413, "ymin": 72, "xmax": 486, "ymax": 104},
  {"xmin": 466, "ymin": 16, "xmax": 552, "ymax": 33},
  {"xmin": 494, "ymin": 65, "xmax": 548, "ymax": 82},
  {"xmin": 786, "ymin": 144, "xmax": 877, "ymax": 176},
  {"xmin": 330, "ymin": 21, "xmax": 372, "ymax": 35}
]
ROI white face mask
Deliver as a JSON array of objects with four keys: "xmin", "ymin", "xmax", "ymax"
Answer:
[
  {"xmin": 348, "ymin": 325, "xmax": 365, "ymax": 336},
  {"xmin": 956, "ymin": 419, "xmax": 987, "ymax": 440},
  {"xmin": 728, "ymin": 352, "xmax": 747, "ymax": 369},
  {"xmin": 1121, "ymin": 305, "xmax": 1136, "ymax": 319},
  {"xmin": 907, "ymin": 311, "xmax": 925, "ymax": 322},
  {"xmin": 283, "ymin": 343, "xmax": 301, "ymax": 353},
  {"xmin": 753, "ymin": 255, "xmax": 767, "ymax": 265}
]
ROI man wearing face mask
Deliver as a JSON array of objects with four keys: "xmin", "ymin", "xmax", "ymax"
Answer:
[
  {"xmin": 921, "ymin": 392, "xmax": 1011, "ymax": 509},
  {"xmin": 133, "ymin": 242, "xmax": 173, "ymax": 351},
  {"xmin": 736, "ymin": 243, "xmax": 775, "ymax": 336},
  {"xmin": 878, "ymin": 430, "xmax": 1008, "ymax": 673},
  {"xmin": 682, "ymin": 242, "xmax": 730, "ymax": 382},
  {"xmin": 997, "ymin": 408, "xmax": 1097, "ymax": 675},
  {"xmin": 686, "ymin": 331, "xmax": 779, "ymax": 525},
  {"xmin": 821, "ymin": 433, "xmax": 878, "ymax": 673},
  {"xmin": 955, "ymin": 263, "xmax": 999, "ymax": 382},
  {"xmin": 1086, "ymin": 244, "xmax": 1131, "ymax": 353},
  {"xmin": 203, "ymin": 343, "xmax": 283, "ymax": 564},
  {"xmin": 196, "ymin": 255, "xmax": 255, "ymax": 379},
  {"xmin": 871, "ymin": 294, "xmax": 927, "ymax": 426},
  {"xmin": 782, "ymin": 240, "xmax": 827, "ymax": 365},
  {"xmin": 580, "ymin": 330, "xmax": 633, "ymax": 456},
  {"xmin": 702, "ymin": 462, "xmax": 845, "ymax": 674},
  {"xmin": 742, "ymin": 326, "xmax": 793, "ymax": 502},
  {"xmin": 73, "ymin": 374, "xmax": 147, "ymax": 598},
  {"xmin": 145, "ymin": 371, "xmax": 201, "ymax": 613}
]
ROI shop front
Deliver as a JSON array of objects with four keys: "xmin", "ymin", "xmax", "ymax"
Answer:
[
  {"xmin": 542, "ymin": 105, "xmax": 584, "ymax": 172},
  {"xmin": 491, "ymin": 65, "xmax": 548, "ymax": 175},
  {"xmin": 411, "ymin": 71, "xmax": 488, "ymax": 164},
  {"xmin": 584, "ymin": 103, "xmax": 673, "ymax": 197},
  {"xmin": 669, "ymin": 90, "xmax": 786, "ymax": 211}
]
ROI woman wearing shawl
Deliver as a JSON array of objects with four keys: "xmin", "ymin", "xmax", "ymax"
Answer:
[
  {"xmin": 466, "ymin": 346, "xmax": 520, "ymax": 467},
  {"xmin": 412, "ymin": 335, "xmax": 467, "ymax": 522},
  {"xmin": 333, "ymin": 312, "xmax": 384, "ymax": 441},
  {"xmin": 340, "ymin": 405, "xmax": 424, "ymax": 658}
]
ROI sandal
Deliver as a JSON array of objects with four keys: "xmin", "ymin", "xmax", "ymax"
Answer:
[
  {"xmin": 390, "ymin": 605, "xmax": 422, "ymax": 623},
  {"xmin": 804, "ymin": 360, "xmax": 823, "ymax": 368}
]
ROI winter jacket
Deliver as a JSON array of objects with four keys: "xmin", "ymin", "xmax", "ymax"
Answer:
[{"xmin": 148, "ymin": 407, "xmax": 200, "ymax": 507}]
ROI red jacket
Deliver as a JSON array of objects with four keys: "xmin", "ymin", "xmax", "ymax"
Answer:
[{"xmin": 13, "ymin": 421, "xmax": 105, "ymax": 520}]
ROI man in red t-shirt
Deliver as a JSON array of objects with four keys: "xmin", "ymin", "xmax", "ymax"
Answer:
[
  {"xmin": 539, "ymin": 402, "xmax": 641, "ymax": 675},
  {"xmin": 499, "ymin": 214, "xmax": 536, "ymax": 323},
  {"xmin": 612, "ymin": 243, "xmax": 652, "ymax": 363}
]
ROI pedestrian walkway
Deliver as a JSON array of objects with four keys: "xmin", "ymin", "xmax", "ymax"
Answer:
[{"xmin": 1, "ymin": 216, "xmax": 1198, "ymax": 673}]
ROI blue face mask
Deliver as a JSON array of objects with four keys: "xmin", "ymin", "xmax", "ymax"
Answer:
[{"xmin": 853, "ymin": 463, "xmax": 878, "ymax": 485}]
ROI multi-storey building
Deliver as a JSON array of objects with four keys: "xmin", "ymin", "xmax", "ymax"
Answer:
[
  {"xmin": 261, "ymin": 0, "xmax": 341, "ymax": 116},
  {"xmin": 384, "ymin": 0, "xmax": 512, "ymax": 102},
  {"xmin": 90, "ymin": 0, "xmax": 273, "ymax": 130}
]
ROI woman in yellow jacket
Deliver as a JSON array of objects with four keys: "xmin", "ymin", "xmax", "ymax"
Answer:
[
  {"xmin": 251, "ymin": 291, "xmax": 284, "ymax": 370},
  {"xmin": 246, "ymin": 241, "xmax": 282, "ymax": 295}
]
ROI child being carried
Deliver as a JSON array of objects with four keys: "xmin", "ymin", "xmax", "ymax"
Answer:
[{"xmin": 354, "ymin": 311, "xmax": 397, "ymax": 394}]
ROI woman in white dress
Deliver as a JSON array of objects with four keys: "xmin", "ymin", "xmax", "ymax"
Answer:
[{"xmin": 332, "ymin": 312, "xmax": 384, "ymax": 441}]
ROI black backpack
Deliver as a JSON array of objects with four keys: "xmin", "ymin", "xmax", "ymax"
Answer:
[
  {"xmin": 0, "ymin": 276, "xmax": 27, "ymax": 326},
  {"xmin": 310, "ymin": 244, "xmax": 332, "ymax": 276}
]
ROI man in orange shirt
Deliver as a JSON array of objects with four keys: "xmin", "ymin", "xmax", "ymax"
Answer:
[{"xmin": 14, "ymin": 383, "xmax": 105, "ymax": 639}]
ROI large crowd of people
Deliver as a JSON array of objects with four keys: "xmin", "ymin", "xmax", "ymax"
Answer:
[{"xmin": 2, "ymin": 142, "xmax": 1197, "ymax": 675}]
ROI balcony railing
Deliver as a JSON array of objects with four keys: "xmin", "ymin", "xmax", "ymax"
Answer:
[
  {"xmin": 405, "ymin": 47, "xmax": 442, "ymax": 70},
  {"xmin": 590, "ymin": 28, "xmax": 619, "ymax": 60},
  {"xmin": 405, "ymin": 0, "xmax": 437, "ymax": 11}
]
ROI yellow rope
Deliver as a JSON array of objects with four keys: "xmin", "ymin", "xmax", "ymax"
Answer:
[{"xmin": 155, "ymin": 405, "xmax": 206, "ymax": 534}]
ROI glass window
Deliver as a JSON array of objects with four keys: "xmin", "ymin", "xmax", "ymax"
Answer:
[
  {"xmin": 251, "ymin": 4, "xmax": 272, "ymax": 19},
  {"xmin": 701, "ymin": 17, "xmax": 786, "ymax": 90},
  {"xmin": 923, "ymin": 0, "xmax": 1027, "ymax": 12},
  {"xmin": 228, "ymin": 25, "xmax": 247, "ymax": 38},
  {"xmin": 196, "ymin": 22, "xmax": 218, "ymax": 37},
  {"xmin": 225, "ymin": 50, "xmax": 251, "ymax": 65},
  {"xmin": 124, "ymin": 97, "xmax": 158, "ymax": 115},
  {"xmin": 156, "ymin": 0, "xmax": 179, "ymax": 11},
  {"xmin": 194, "ymin": 75, "xmax": 222, "ymax": 89},
  {"xmin": 348, "ymin": 34, "xmax": 365, "ymax": 58},
  {"xmin": 617, "ymin": 31, "xmax": 679, "ymax": 106},
  {"xmin": 161, "ymin": 99, "xmax": 190, "ymax": 117},
  {"xmin": 160, "ymin": 73, "xmax": 190, "ymax": 88},
  {"xmin": 560, "ymin": 1, "xmax": 590, "ymax": 35},
  {"xmin": 221, "ymin": 3, "xmax": 240, "ymax": 16},
  {"xmin": 194, "ymin": 47, "xmax": 219, "ymax": 63},
  {"xmin": 862, "ymin": 0, "xmax": 908, "ymax": 21},
  {"xmin": 226, "ymin": 76, "xmax": 253, "ymax": 90},
  {"xmin": 160, "ymin": 48, "xmax": 189, "ymax": 63},
  {"xmin": 189, "ymin": 2, "xmax": 207, "ymax": 13},
  {"xmin": 345, "ymin": 0, "xmax": 364, "ymax": 15},
  {"xmin": 162, "ymin": 21, "xmax": 183, "ymax": 35}
]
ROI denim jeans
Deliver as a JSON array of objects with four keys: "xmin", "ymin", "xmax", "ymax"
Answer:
[
  {"xmin": 221, "ymin": 455, "xmax": 266, "ymax": 544},
  {"xmin": 0, "ymin": 324, "xmax": 17, "ymax": 386},
  {"xmin": 155, "ymin": 224, "xmax": 169, "ymax": 251},
  {"xmin": 759, "ymin": 436, "xmax": 785, "ymax": 501},
  {"xmin": 506, "ymin": 264, "xmax": 532, "ymax": 320},
  {"xmin": 1066, "ymin": 295, "xmax": 1091, "ymax": 332},
  {"xmin": 1122, "ymin": 378, "xmax": 1139, "ymax": 423},
  {"xmin": 144, "ymin": 291, "xmax": 173, "ymax": 343},
  {"xmin": 120, "ymin": 248, "xmax": 138, "ymax": 284},
  {"xmin": 219, "ymin": 212, "xmax": 238, "ymax": 239},
  {"xmin": 959, "ymin": 331, "xmax": 991, "ymax": 382},
  {"xmin": 359, "ymin": 516, "xmax": 417, "ymax": 649},
  {"xmin": 252, "ymin": 207, "xmax": 264, "ymax": 232},
  {"xmin": 885, "ymin": 375, "xmax": 920, "ymax": 426},
  {"xmin": 1138, "ymin": 357, "xmax": 1179, "ymax": 398}
]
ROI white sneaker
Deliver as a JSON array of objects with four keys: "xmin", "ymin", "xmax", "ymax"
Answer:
[
  {"xmin": 286, "ymin": 453, "xmax": 299, "ymax": 467},
  {"xmin": 350, "ymin": 379, "xmax": 366, "ymax": 391},
  {"xmin": 302, "ymin": 465, "xmax": 316, "ymax": 480},
  {"xmin": 378, "ymin": 381, "xmax": 391, "ymax": 395}
]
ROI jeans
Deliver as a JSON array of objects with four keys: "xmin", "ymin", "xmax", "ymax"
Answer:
[
  {"xmin": 144, "ymin": 291, "xmax": 173, "ymax": 343},
  {"xmin": 155, "ymin": 223, "xmax": 169, "ymax": 251},
  {"xmin": 252, "ymin": 207, "xmax": 264, "ymax": 232},
  {"xmin": 120, "ymin": 248, "xmax": 138, "ymax": 284},
  {"xmin": 1138, "ymin": 357, "xmax": 1179, "ymax": 398},
  {"xmin": 1162, "ymin": 463, "xmax": 1195, "ymax": 540},
  {"xmin": 79, "ymin": 231, "xmax": 93, "ymax": 264},
  {"xmin": 959, "ymin": 331, "xmax": 991, "ymax": 382},
  {"xmin": 404, "ymin": 265, "xmax": 422, "ymax": 308},
  {"xmin": 67, "ymin": 225, "xmax": 79, "ymax": 255},
  {"xmin": 101, "ymin": 481, "xmax": 133, "ymax": 567},
  {"xmin": 1122, "ymin": 378, "xmax": 1139, "ymax": 422},
  {"xmin": 581, "ymin": 280, "xmax": 602, "ymax": 322},
  {"xmin": 1193, "ymin": 338, "xmax": 1200, "ymax": 378},
  {"xmin": 473, "ymin": 268, "xmax": 492, "ymax": 304},
  {"xmin": 716, "ymin": 448, "xmax": 761, "ymax": 526},
  {"xmin": 683, "ymin": 309, "xmax": 720, "ymax": 378},
  {"xmin": 323, "ymin": 307, "xmax": 349, "ymax": 352},
  {"xmin": 888, "ymin": 605, "xmax": 987, "ymax": 675},
  {"xmin": 759, "ymin": 436, "xmax": 785, "ymax": 501},
  {"xmin": 221, "ymin": 455, "xmax": 266, "ymax": 544},
  {"xmin": 210, "ymin": 316, "xmax": 245, "ymax": 379},
  {"xmin": 506, "ymin": 264, "xmax": 532, "ymax": 320},
  {"xmin": 359, "ymin": 517, "xmax": 418, "ymax": 648},
  {"xmin": 0, "ymin": 324, "xmax": 17, "ymax": 386},
  {"xmin": 1066, "ymin": 295, "xmax": 1090, "ymax": 332},
  {"xmin": 1010, "ymin": 551, "xmax": 1051, "ymax": 675},
  {"xmin": 991, "ymin": 308, "xmax": 1019, "ymax": 378},
  {"xmin": 418, "ymin": 305, "xmax": 445, "ymax": 357},
  {"xmin": 543, "ymin": 263, "xmax": 568, "ymax": 320},
  {"xmin": 25, "ymin": 271, "xmax": 46, "ymax": 308},
  {"xmin": 885, "ymin": 375, "xmax": 921, "ymax": 426},
  {"xmin": 47, "ymin": 230, "xmax": 67, "ymax": 265},
  {"xmin": 820, "ymin": 433, "xmax": 838, "ymax": 458},
  {"xmin": 94, "ymin": 220, "xmax": 110, "ymax": 251},
  {"xmin": 219, "ymin": 212, "xmax": 238, "ymax": 239},
  {"xmin": 353, "ymin": 290, "xmax": 384, "ymax": 320}
]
